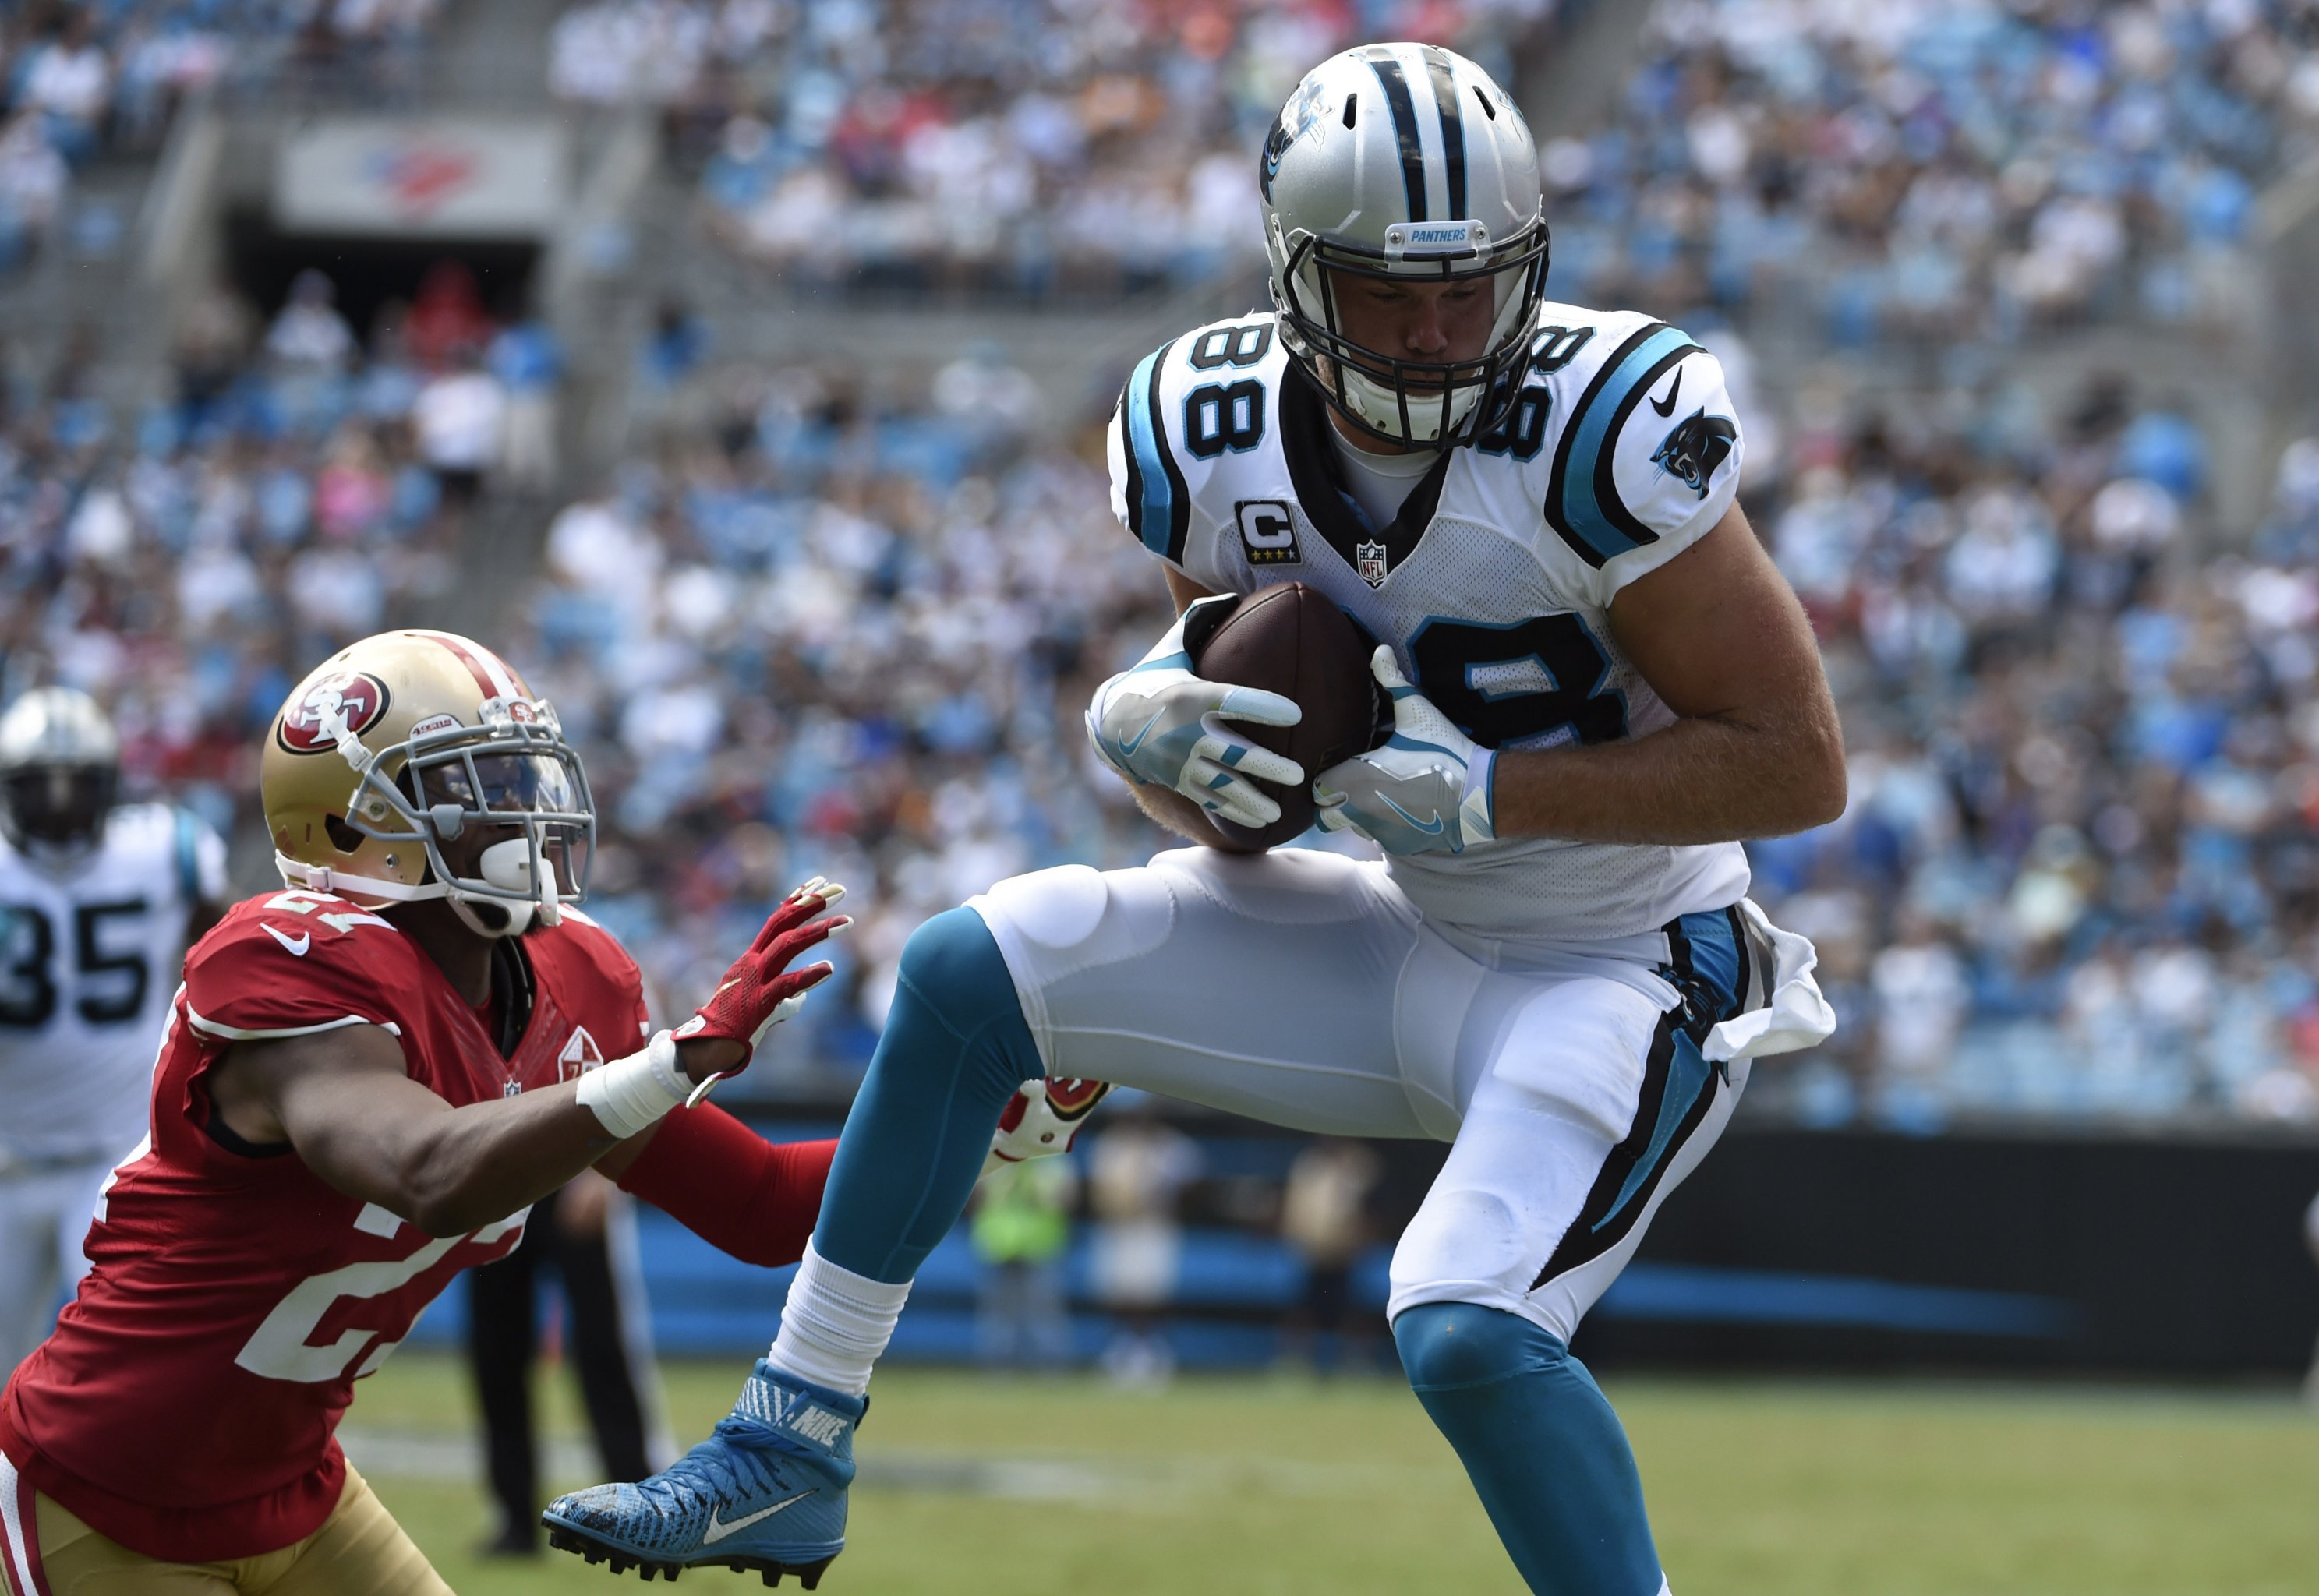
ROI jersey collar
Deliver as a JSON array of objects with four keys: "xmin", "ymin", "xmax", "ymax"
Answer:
[{"xmin": 1280, "ymin": 363, "xmax": 1454, "ymax": 584}]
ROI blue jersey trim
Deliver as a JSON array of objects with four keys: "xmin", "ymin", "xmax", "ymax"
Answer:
[
  {"xmin": 1545, "ymin": 324, "xmax": 1703, "ymax": 568},
  {"xmin": 172, "ymin": 807, "xmax": 200, "ymax": 906},
  {"xmin": 1125, "ymin": 340, "xmax": 1190, "ymax": 563}
]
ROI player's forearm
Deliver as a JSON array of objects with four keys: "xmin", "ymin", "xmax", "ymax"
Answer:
[
  {"xmin": 369, "ymin": 1085, "xmax": 624, "ymax": 1237},
  {"xmin": 1491, "ymin": 704, "xmax": 1845, "ymax": 846},
  {"xmin": 380, "ymin": 1036, "xmax": 747, "ymax": 1234}
]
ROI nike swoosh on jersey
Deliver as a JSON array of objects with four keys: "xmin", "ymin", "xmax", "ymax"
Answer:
[
  {"xmin": 702, "ymin": 1492, "xmax": 811, "ymax": 1544},
  {"xmin": 1650, "ymin": 369, "xmax": 1683, "ymax": 417},
  {"xmin": 261, "ymin": 923, "xmax": 311, "ymax": 956},
  {"xmin": 1379, "ymin": 795, "xmax": 1446, "ymax": 835}
]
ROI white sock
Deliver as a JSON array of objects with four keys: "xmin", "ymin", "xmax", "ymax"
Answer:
[{"xmin": 765, "ymin": 1241, "xmax": 912, "ymax": 1397}]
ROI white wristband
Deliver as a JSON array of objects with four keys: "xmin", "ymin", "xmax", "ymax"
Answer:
[{"xmin": 574, "ymin": 1029, "xmax": 691, "ymax": 1139}]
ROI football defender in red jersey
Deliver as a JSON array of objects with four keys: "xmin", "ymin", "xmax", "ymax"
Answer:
[{"xmin": 0, "ymin": 630, "xmax": 848, "ymax": 1596}]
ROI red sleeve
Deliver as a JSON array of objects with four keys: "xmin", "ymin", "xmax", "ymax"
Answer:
[
  {"xmin": 615, "ymin": 1105, "xmax": 834, "ymax": 1268},
  {"xmin": 628, "ymin": 963, "xmax": 652, "ymax": 1048},
  {"xmin": 181, "ymin": 896, "xmax": 414, "ymax": 1042},
  {"xmin": 557, "ymin": 909, "xmax": 656, "ymax": 1054}
]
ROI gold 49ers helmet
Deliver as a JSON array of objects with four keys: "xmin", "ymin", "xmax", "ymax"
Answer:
[{"xmin": 262, "ymin": 630, "xmax": 592, "ymax": 938}]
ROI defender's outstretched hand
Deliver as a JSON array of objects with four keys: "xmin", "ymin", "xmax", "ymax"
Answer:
[
  {"xmin": 982, "ymin": 1076, "xmax": 1114, "ymax": 1178},
  {"xmin": 1088, "ymin": 595, "xmax": 1305, "ymax": 829},
  {"xmin": 1313, "ymin": 648, "xmax": 1497, "ymax": 857},
  {"xmin": 676, "ymin": 877, "xmax": 850, "ymax": 1104}
]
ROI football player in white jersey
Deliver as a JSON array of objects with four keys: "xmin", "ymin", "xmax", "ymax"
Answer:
[
  {"xmin": 0, "ymin": 688, "xmax": 226, "ymax": 1375},
  {"xmin": 550, "ymin": 44, "xmax": 1844, "ymax": 1595}
]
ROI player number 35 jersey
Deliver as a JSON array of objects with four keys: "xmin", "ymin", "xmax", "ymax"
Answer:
[
  {"xmin": 1105, "ymin": 302, "xmax": 1754, "ymax": 949},
  {"xmin": 0, "ymin": 803, "xmax": 225, "ymax": 1165}
]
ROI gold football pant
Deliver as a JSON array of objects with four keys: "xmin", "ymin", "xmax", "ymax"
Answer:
[{"xmin": 3, "ymin": 1466, "xmax": 451, "ymax": 1596}]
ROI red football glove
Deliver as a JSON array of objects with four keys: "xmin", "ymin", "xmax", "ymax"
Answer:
[
  {"xmin": 675, "ymin": 877, "xmax": 850, "ymax": 1104},
  {"xmin": 981, "ymin": 1076, "xmax": 1115, "ymax": 1176}
]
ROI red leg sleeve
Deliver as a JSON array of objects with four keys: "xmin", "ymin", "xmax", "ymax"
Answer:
[{"xmin": 613, "ymin": 1104, "xmax": 835, "ymax": 1268}]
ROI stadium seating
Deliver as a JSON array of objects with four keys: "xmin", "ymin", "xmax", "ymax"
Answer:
[
  {"xmin": 1546, "ymin": 0, "xmax": 2315, "ymax": 342},
  {"xmin": 0, "ymin": 0, "xmax": 446, "ymax": 274},
  {"xmin": 547, "ymin": 0, "xmax": 1558, "ymax": 298},
  {"xmin": 5, "ymin": 0, "xmax": 2318, "ymax": 1130}
]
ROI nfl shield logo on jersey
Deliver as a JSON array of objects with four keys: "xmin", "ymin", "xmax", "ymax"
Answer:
[{"xmin": 1356, "ymin": 541, "xmax": 1390, "ymax": 587}]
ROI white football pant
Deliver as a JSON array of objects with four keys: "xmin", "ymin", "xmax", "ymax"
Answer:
[
  {"xmin": 0, "ymin": 1160, "xmax": 110, "ymax": 1377},
  {"xmin": 970, "ymin": 846, "xmax": 1832, "ymax": 1342}
]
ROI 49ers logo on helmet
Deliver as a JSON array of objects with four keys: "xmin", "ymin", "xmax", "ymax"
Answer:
[{"xmin": 276, "ymin": 671, "xmax": 392, "ymax": 754}]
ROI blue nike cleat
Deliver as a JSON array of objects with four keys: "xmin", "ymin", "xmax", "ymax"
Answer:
[{"xmin": 543, "ymin": 1359, "xmax": 864, "ymax": 1587}]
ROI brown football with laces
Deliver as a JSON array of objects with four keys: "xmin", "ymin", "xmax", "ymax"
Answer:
[{"xmin": 1186, "ymin": 582, "xmax": 1388, "ymax": 852}]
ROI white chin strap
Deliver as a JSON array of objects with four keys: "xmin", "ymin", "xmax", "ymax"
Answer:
[
  {"xmin": 1336, "ymin": 363, "xmax": 1482, "ymax": 445},
  {"xmin": 274, "ymin": 852, "xmax": 444, "ymax": 903},
  {"xmin": 273, "ymin": 839, "xmax": 560, "ymax": 940}
]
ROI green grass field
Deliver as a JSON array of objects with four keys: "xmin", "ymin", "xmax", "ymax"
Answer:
[{"xmin": 349, "ymin": 1352, "xmax": 2317, "ymax": 1596}]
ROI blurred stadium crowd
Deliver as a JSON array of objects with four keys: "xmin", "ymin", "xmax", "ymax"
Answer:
[
  {"xmin": 532, "ymin": 0, "xmax": 2319, "ymax": 328},
  {"xmin": 5, "ymin": 0, "xmax": 2319, "ymax": 1132},
  {"xmin": 1543, "ymin": 0, "xmax": 2319, "ymax": 341},
  {"xmin": 550, "ymin": 0, "xmax": 1551, "ymax": 295},
  {"xmin": 0, "ymin": 0, "xmax": 442, "ymax": 271}
]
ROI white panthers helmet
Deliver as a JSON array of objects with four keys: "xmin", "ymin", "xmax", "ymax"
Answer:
[{"xmin": 1260, "ymin": 43, "xmax": 1550, "ymax": 450}]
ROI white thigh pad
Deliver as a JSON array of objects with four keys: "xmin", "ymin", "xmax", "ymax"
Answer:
[{"xmin": 970, "ymin": 848, "xmax": 1436, "ymax": 1137}]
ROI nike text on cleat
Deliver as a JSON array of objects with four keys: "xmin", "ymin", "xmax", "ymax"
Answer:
[{"xmin": 543, "ymin": 1359, "xmax": 861, "ymax": 1587}]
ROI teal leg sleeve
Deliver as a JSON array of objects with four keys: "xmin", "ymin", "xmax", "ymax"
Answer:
[
  {"xmin": 1394, "ymin": 1302, "xmax": 1663, "ymax": 1596},
  {"xmin": 811, "ymin": 908, "xmax": 1041, "ymax": 1284}
]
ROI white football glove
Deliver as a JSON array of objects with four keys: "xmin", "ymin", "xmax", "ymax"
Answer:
[
  {"xmin": 1087, "ymin": 596, "xmax": 1305, "ymax": 830},
  {"xmin": 1313, "ymin": 647, "xmax": 1497, "ymax": 856},
  {"xmin": 981, "ymin": 1077, "xmax": 1113, "ymax": 1178}
]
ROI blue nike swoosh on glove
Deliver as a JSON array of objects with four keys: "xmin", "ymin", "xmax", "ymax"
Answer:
[
  {"xmin": 1115, "ymin": 709, "xmax": 1166, "ymax": 757},
  {"xmin": 1379, "ymin": 795, "xmax": 1445, "ymax": 835}
]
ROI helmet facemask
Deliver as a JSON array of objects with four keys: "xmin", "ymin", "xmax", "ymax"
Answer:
[
  {"xmin": 0, "ymin": 764, "xmax": 118, "ymax": 857},
  {"xmin": 0, "ymin": 685, "xmax": 121, "ymax": 864},
  {"xmin": 1272, "ymin": 215, "xmax": 1550, "ymax": 450},
  {"xmin": 299, "ymin": 699, "xmax": 595, "ymax": 940}
]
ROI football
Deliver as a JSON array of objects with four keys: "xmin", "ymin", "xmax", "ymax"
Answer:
[{"xmin": 1187, "ymin": 583, "xmax": 1387, "ymax": 852}]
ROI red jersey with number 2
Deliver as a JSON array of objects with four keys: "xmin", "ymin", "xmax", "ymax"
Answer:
[{"xmin": 0, "ymin": 889, "xmax": 651, "ymax": 1562}]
